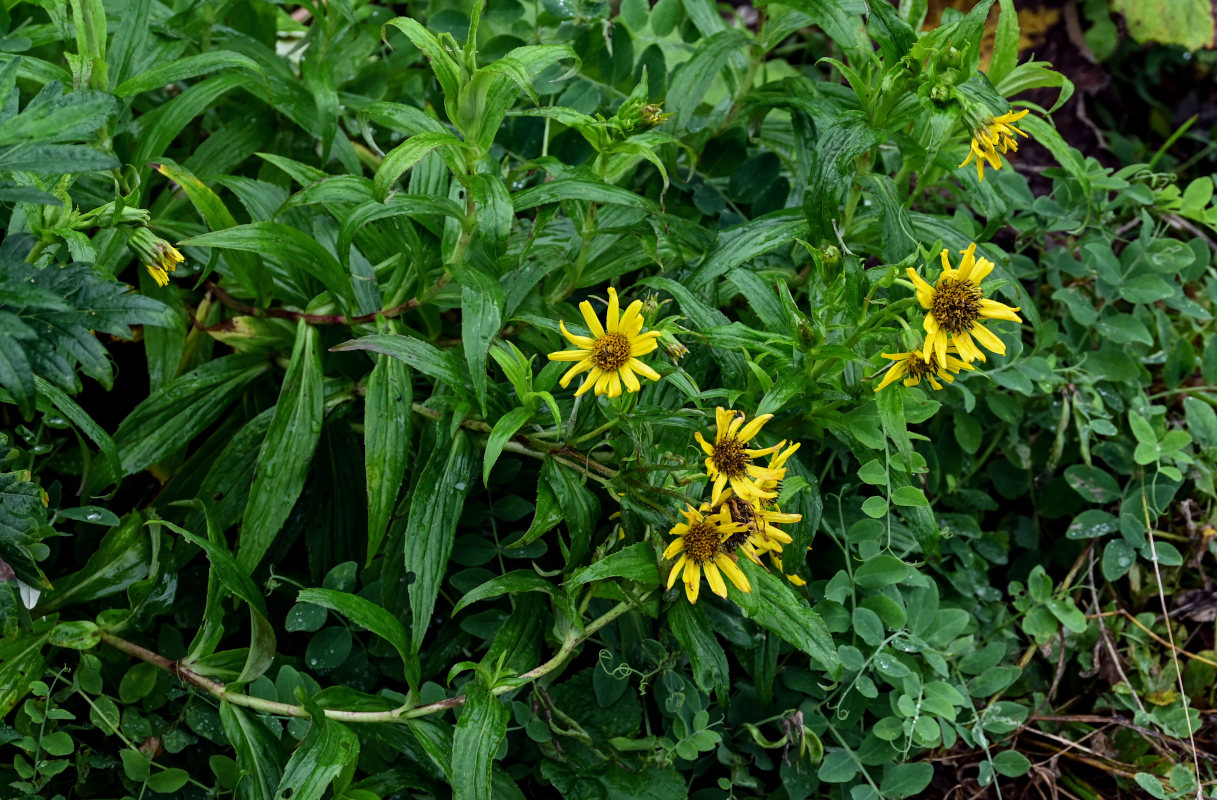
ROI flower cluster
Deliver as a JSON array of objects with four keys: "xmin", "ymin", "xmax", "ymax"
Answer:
[
  {"xmin": 877, "ymin": 243, "xmax": 1024, "ymax": 391},
  {"xmin": 663, "ymin": 409, "xmax": 805, "ymax": 604}
]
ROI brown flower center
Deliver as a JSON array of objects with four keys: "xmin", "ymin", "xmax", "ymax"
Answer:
[
  {"xmin": 723, "ymin": 497, "xmax": 760, "ymax": 551},
  {"xmin": 683, "ymin": 521, "xmax": 722, "ymax": 565},
  {"xmin": 591, "ymin": 332, "xmax": 631, "ymax": 371},
  {"xmin": 905, "ymin": 352, "xmax": 941, "ymax": 379},
  {"xmin": 930, "ymin": 278, "xmax": 983, "ymax": 335},
  {"xmin": 711, "ymin": 437, "xmax": 749, "ymax": 478}
]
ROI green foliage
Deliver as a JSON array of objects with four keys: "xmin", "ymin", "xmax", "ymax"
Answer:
[{"xmin": 1, "ymin": 1, "xmax": 1216, "ymax": 799}]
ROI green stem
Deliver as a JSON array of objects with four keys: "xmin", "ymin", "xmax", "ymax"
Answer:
[
  {"xmin": 100, "ymin": 597, "xmax": 641, "ymax": 725},
  {"xmin": 568, "ymin": 417, "xmax": 621, "ymax": 446}
]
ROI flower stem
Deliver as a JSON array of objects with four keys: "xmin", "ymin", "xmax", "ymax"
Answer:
[{"xmin": 99, "ymin": 596, "xmax": 642, "ymax": 725}]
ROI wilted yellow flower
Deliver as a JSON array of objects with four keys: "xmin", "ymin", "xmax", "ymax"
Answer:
[
  {"xmin": 959, "ymin": 108, "xmax": 1030, "ymax": 181},
  {"xmin": 695, "ymin": 408, "xmax": 784, "ymax": 503},
  {"xmin": 874, "ymin": 345, "xmax": 976, "ymax": 391},
  {"xmin": 663, "ymin": 504, "xmax": 751, "ymax": 604},
  {"xmin": 907, "ymin": 244, "xmax": 1023, "ymax": 365},
  {"xmin": 131, "ymin": 226, "xmax": 184, "ymax": 287},
  {"xmin": 712, "ymin": 441, "xmax": 805, "ymax": 585},
  {"xmin": 548, "ymin": 287, "xmax": 662, "ymax": 397}
]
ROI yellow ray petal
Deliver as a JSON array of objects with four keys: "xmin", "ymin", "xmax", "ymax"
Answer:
[
  {"xmin": 969, "ymin": 321, "xmax": 1006, "ymax": 355},
  {"xmin": 620, "ymin": 365, "xmax": 641, "ymax": 394},
  {"xmin": 548, "ymin": 349, "xmax": 591, "ymax": 361},
  {"xmin": 874, "ymin": 361, "xmax": 908, "ymax": 391},
  {"xmin": 702, "ymin": 561, "xmax": 727, "ymax": 598},
  {"xmin": 716, "ymin": 555, "xmax": 750, "ymax": 594},
  {"xmin": 736, "ymin": 414, "xmax": 773, "ymax": 444},
  {"xmin": 559, "ymin": 359, "xmax": 595, "ymax": 388},
  {"xmin": 574, "ymin": 367, "xmax": 603, "ymax": 396},
  {"xmin": 626, "ymin": 357, "xmax": 660, "ymax": 381},
  {"xmin": 663, "ymin": 538, "xmax": 685, "ymax": 560},
  {"xmin": 666, "ymin": 555, "xmax": 686, "ymax": 589},
  {"xmin": 559, "ymin": 320, "xmax": 595, "ymax": 349},
  {"xmin": 605, "ymin": 287, "xmax": 620, "ymax": 333},
  {"xmin": 579, "ymin": 300, "xmax": 605, "ymax": 338}
]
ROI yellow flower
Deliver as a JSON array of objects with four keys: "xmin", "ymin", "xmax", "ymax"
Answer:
[
  {"xmin": 959, "ymin": 108, "xmax": 1030, "ymax": 181},
  {"xmin": 695, "ymin": 408, "xmax": 784, "ymax": 503},
  {"xmin": 711, "ymin": 440, "xmax": 804, "ymax": 582},
  {"xmin": 548, "ymin": 287, "xmax": 662, "ymax": 397},
  {"xmin": 873, "ymin": 345, "xmax": 976, "ymax": 391},
  {"xmin": 663, "ymin": 504, "xmax": 751, "ymax": 604},
  {"xmin": 131, "ymin": 228, "xmax": 184, "ymax": 287},
  {"xmin": 145, "ymin": 264, "xmax": 170, "ymax": 286},
  {"xmin": 907, "ymin": 243, "xmax": 1023, "ymax": 365}
]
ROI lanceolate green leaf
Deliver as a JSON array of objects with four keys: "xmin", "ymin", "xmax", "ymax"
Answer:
[
  {"xmin": 115, "ymin": 51, "xmax": 263, "ymax": 97},
  {"xmin": 109, "ymin": 354, "xmax": 269, "ymax": 481},
  {"xmin": 238, "ymin": 321, "xmax": 324, "ymax": 571},
  {"xmin": 512, "ymin": 178, "xmax": 660, "ymax": 213},
  {"xmin": 220, "ymin": 702, "xmax": 284, "ymax": 800},
  {"xmin": 274, "ymin": 711, "xmax": 359, "ymax": 800},
  {"xmin": 483, "ymin": 406, "xmax": 532, "ymax": 485},
  {"xmin": 183, "ymin": 222, "xmax": 352, "ymax": 307},
  {"xmin": 158, "ymin": 520, "xmax": 267, "ymax": 616},
  {"xmin": 33, "ymin": 376, "xmax": 121, "ymax": 494},
  {"xmin": 566, "ymin": 543, "xmax": 659, "ymax": 589},
  {"xmin": 454, "ymin": 263, "xmax": 503, "ymax": 413},
  {"xmin": 37, "ymin": 514, "xmax": 149, "ymax": 613},
  {"xmin": 373, "ymin": 131, "xmax": 467, "ymax": 199},
  {"xmin": 690, "ymin": 209, "xmax": 807, "ymax": 291},
  {"xmin": 452, "ymin": 680, "xmax": 509, "ymax": 800},
  {"xmin": 404, "ymin": 428, "xmax": 473, "ymax": 652},
  {"xmin": 731, "ymin": 561, "xmax": 840, "ymax": 675},
  {"xmin": 332, "ymin": 334, "xmax": 470, "ymax": 401},
  {"xmin": 666, "ymin": 28, "xmax": 750, "ymax": 131},
  {"xmin": 364, "ymin": 351, "xmax": 411, "ymax": 567}
]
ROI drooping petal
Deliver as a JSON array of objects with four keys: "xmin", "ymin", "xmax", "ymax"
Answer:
[
  {"xmin": 702, "ymin": 561, "xmax": 728, "ymax": 598},
  {"xmin": 683, "ymin": 559, "xmax": 701, "ymax": 604},
  {"xmin": 559, "ymin": 359, "xmax": 595, "ymax": 388},
  {"xmin": 559, "ymin": 320, "xmax": 596, "ymax": 349},
  {"xmin": 594, "ymin": 370, "xmax": 614, "ymax": 396},
  {"xmin": 716, "ymin": 556, "xmax": 751, "ymax": 594},
  {"xmin": 608, "ymin": 372, "xmax": 622, "ymax": 398},
  {"xmin": 933, "ymin": 327, "xmax": 948, "ymax": 368},
  {"xmin": 874, "ymin": 361, "xmax": 909, "ymax": 391},
  {"xmin": 663, "ymin": 537, "xmax": 685, "ymax": 560},
  {"xmin": 695, "ymin": 431, "xmax": 715, "ymax": 456},
  {"xmin": 620, "ymin": 365, "xmax": 641, "ymax": 394},
  {"xmin": 712, "ymin": 473, "xmax": 728, "ymax": 501},
  {"xmin": 573, "ymin": 367, "xmax": 603, "ymax": 396},
  {"xmin": 667, "ymin": 555, "xmax": 686, "ymax": 589},
  {"xmin": 969, "ymin": 321, "xmax": 1006, "ymax": 355},
  {"xmin": 626, "ymin": 357, "xmax": 661, "ymax": 381},
  {"xmin": 579, "ymin": 300, "xmax": 605, "ymax": 338}
]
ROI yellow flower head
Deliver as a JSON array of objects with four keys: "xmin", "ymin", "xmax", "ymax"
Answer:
[
  {"xmin": 694, "ymin": 408, "xmax": 784, "ymax": 503},
  {"xmin": 907, "ymin": 243, "xmax": 1023, "ymax": 365},
  {"xmin": 873, "ymin": 344, "xmax": 976, "ymax": 392},
  {"xmin": 959, "ymin": 108, "xmax": 1029, "ymax": 181},
  {"xmin": 548, "ymin": 287, "xmax": 663, "ymax": 398},
  {"xmin": 663, "ymin": 504, "xmax": 751, "ymax": 604},
  {"xmin": 131, "ymin": 227, "xmax": 184, "ymax": 287}
]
